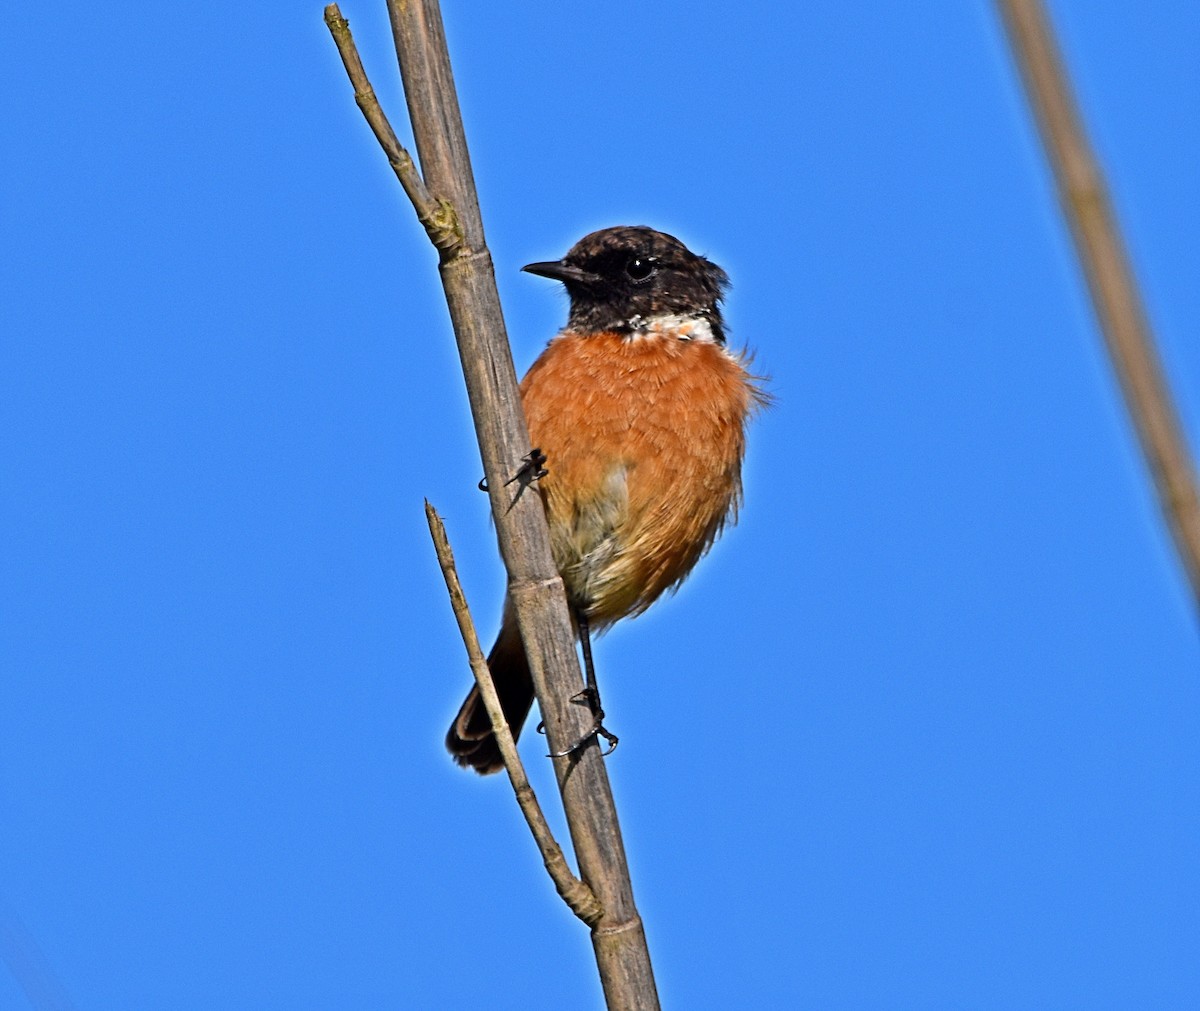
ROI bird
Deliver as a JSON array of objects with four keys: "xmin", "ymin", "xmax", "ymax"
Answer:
[{"xmin": 446, "ymin": 225, "xmax": 767, "ymax": 774}]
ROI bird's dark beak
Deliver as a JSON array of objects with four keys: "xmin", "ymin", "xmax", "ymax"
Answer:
[{"xmin": 521, "ymin": 260, "xmax": 600, "ymax": 287}]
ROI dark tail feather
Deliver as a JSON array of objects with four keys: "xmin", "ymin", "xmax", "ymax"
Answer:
[{"xmin": 445, "ymin": 619, "xmax": 534, "ymax": 775}]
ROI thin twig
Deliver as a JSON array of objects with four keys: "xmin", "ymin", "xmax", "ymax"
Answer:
[
  {"xmin": 424, "ymin": 501, "xmax": 603, "ymax": 926},
  {"xmin": 323, "ymin": 5, "xmax": 461, "ymax": 257},
  {"xmin": 998, "ymin": 0, "xmax": 1200, "ymax": 611}
]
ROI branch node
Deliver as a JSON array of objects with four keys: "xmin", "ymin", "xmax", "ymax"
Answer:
[{"xmin": 426, "ymin": 198, "xmax": 464, "ymax": 259}]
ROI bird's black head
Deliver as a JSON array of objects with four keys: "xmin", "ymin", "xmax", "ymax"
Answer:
[{"xmin": 522, "ymin": 226, "xmax": 729, "ymax": 344}]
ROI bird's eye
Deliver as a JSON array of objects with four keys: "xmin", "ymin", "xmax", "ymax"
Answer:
[{"xmin": 625, "ymin": 256, "xmax": 656, "ymax": 281}]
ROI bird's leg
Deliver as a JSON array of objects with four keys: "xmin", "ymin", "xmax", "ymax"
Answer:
[
  {"xmin": 548, "ymin": 610, "xmax": 618, "ymax": 759},
  {"xmin": 508, "ymin": 447, "xmax": 548, "ymax": 486},
  {"xmin": 478, "ymin": 448, "xmax": 548, "ymax": 493}
]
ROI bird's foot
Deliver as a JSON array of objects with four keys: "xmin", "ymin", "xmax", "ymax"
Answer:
[
  {"xmin": 478, "ymin": 448, "xmax": 548, "ymax": 493},
  {"xmin": 542, "ymin": 687, "xmax": 618, "ymax": 759}
]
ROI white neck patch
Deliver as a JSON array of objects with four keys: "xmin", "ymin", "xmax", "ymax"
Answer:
[{"xmin": 625, "ymin": 313, "xmax": 719, "ymax": 345}]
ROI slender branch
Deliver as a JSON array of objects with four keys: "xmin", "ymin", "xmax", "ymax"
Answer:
[
  {"xmin": 424, "ymin": 501, "xmax": 603, "ymax": 926},
  {"xmin": 998, "ymin": 0, "xmax": 1200, "ymax": 611},
  {"xmin": 323, "ymin": 5, "xmax": 460, "ymax": 256},
  {"xmin": 325, "ymin": 3, "xmax": 660, "ymax": 1007}
]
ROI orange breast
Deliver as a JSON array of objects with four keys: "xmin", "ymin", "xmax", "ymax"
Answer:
[{"xmin": 520, "ymin": 330, "xmax": 760, "ymax": 627}]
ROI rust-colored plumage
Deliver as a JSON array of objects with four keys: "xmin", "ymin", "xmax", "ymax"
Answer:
[
  {"xmin": 526, "ymin": 330, "xmax": 755, "ymax": 625},
  {"xmin": 447, "ymin": 226, "xmax": 765, "ymax": 773}
]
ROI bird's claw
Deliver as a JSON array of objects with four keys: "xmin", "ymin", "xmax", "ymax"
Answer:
[
  {"xmin": 545, "ymin": 688, "xmax": 618, "ymax": 759},
  {"xmin": 478, "ymin": 448, "xmax": 547, "ymax": 493},
  {"xmin": 547, "ymin": 721, "xmax": 619, "ymax": 759},
  {"xmin": 507, "ymin": 448, "xmax": 548, "ymax": 486}
]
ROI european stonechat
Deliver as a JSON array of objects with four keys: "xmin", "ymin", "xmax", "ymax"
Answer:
[{"xmin": 447, "ymin": 225, "xmax": 766, "ymax": 773}]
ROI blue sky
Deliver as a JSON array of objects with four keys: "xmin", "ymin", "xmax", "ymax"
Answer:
[{"xmin": 3, "ymin": 2, "xmax": 1199, "ymax": 1007}]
